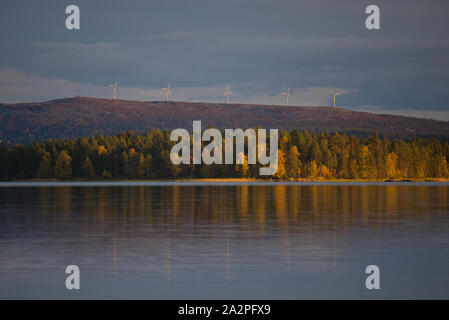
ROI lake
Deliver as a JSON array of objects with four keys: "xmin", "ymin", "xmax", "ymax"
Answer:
[{"xmin": 0, "ymin": 182, "xmax": 448, "ymax": 299}]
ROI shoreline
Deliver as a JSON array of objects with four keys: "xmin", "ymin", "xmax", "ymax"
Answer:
[
  {"xmin": 1, "ymin": 178, "xmax": 449, "ymax": 183},
  {"xmin": 1, "ymin": 178, "xmax": 449, "ymax": 187}
]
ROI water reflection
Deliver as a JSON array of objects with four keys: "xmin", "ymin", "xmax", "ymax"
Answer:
[{"xmin": 0, "ymin": 184, "xmax": 448, "ymax": 299}]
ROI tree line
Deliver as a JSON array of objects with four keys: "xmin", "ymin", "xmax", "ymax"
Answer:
[{"xmin": 0, "ymin": 129, "xmax": 448, "ymax": 180}]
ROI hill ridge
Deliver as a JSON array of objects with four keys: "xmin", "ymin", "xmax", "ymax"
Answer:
[{"xmin": 1, "ymin": 97, "xmax": 448, "ymax": 144}]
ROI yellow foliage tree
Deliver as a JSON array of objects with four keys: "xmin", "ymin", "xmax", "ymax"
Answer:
[
  {"xmin": 286, "ymin": 145, "xmax": 301, "ymax": 178},
  {"xmin": 308, "ymin": 160, "xmax": 318, "ymax": 178},
  {"xmin": 98, "ymin": 145, "xmax": 107, "ymax": 156},
  {"xmin": 54, "ymin": 151, "xmax": 72, "ymax": 179},
  {"xmin": 275, "ymin": 149, "xmax": 287, "ymax": 179},
  {"xmin": 319, "ymin": 164, "xmax": 330, "ymax": 178},
  {"xmin": 437, "ymin": 156, "xmax": 449, "ymax": 178},
  {"xmin": 385, "ymin": 152, "xmax": 398, "ymax": 178}
]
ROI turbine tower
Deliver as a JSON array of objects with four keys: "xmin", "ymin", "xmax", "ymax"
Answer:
[
  {"xmin": 281, "ymin": 88, "xmax": 291, "ymax": 106},
  {"xmin": 331, "ymin": 91, "xmax": 341, "ymax": 108},
  {"xmin": 109, "ymin": 81, "xmax": 118, "ymax": 100},
  {"xmin": 163, "ymin": 83, "xmax": 172, "ymax": 102},
  {"xmin": 224, "ymin": 84, "xmax": 232, "ymax": 104}
]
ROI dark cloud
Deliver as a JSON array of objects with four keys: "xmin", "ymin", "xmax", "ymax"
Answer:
[{"xmin": 0, "ymin": 0, "xmax": 448, "ymax": 115}]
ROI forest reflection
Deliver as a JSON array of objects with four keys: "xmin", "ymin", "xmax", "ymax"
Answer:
[
  {"xmin": 0, "ymin": 185, "xmax": 440, "ymax": 255},
  {"xmin": 18, "ymin": 184, "xmax": 447, "ymax": 237},
  {"xmin": 0, "ymin": 184, "xmax": 448, "ymax": 299}
]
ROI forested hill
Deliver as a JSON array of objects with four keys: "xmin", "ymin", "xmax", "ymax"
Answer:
[{"xmin": 1, "ymin": 97, "xmax": 449, "ymax": 144}]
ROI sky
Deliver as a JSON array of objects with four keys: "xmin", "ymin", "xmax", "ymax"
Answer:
[{"xmin": 1, "ymin": 0, "xmax": 449, "ymax": 120}]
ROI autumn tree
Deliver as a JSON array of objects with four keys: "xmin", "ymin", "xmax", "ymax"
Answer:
[
  {"xmin": 285, "ymin": 145, "xmax": 301, "ymax": 178},
  {"xmin": 318, "ymin": 164, "xmax": 330, "ymax": 178},
  {"xmin": 82, "ymin": 156, "xmax": 95, "ymax": 178},
  {"xmin": 37, "ymin": 152, "xmax": 53, "ymax": 178},
  {"xmin": 308, "ymin": 160, "xmax": 318, "ymax": 178},
  {"xmin": 1, "ymin": 129, "xmax": 448, "ymax": 181},
  {"xmin": 54, "ymin": 151, "xmax": 72, "ymax": 179},
  {"xmin": 275, "ymin": 150, "xmax": 287, "ymax": 179},
  {"xmin": 385, "ymin": 152, "xmax": 398, "ymax": 178}
]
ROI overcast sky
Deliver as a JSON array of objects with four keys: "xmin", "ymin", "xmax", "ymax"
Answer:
[{"xmin": 1, "ymin": 0, "xmax": 449, "ymax": 119}]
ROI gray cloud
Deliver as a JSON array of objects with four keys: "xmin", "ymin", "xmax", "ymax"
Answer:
[{"xmin": 0, "ymin": 0, "xmax": 449, "ymax": 119}]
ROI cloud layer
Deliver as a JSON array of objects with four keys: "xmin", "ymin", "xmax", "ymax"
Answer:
[{"xmin": 0, "ymin": 0, "xmax": 449, "ymax": 119}]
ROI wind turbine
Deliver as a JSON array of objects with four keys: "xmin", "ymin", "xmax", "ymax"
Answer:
[
  {"xmin": 109, "ymin": 81, "xmax": 118, "ymax": 100},
  {"xmin": 163, "ymin": 83, "xmax": 172, "ymax": 102},
  {"xmin": 331, "ymin": 91, "xmax": 341, "ymax": 108},
  {"xmin": 281, "ymin": 88, "xmax": 291, "ymax": 106},
  {"xmin": 224, "ymin": 84, "xmax": 232, "ymax": 104}
]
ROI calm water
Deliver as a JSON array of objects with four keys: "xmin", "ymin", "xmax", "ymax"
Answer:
[{"xmin": 0, "ymin": 182, "xmax": 448, "ymax": 299}]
